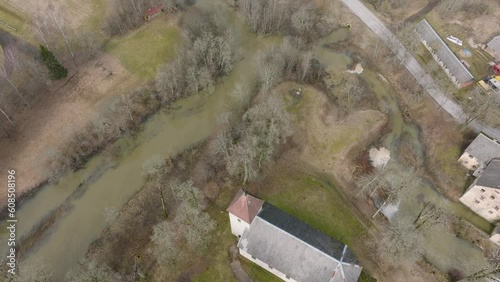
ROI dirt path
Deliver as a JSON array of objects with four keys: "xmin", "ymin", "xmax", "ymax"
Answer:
[{"xmin": 341, "ymin": 0, "xmax": 500, "ymax": 140}]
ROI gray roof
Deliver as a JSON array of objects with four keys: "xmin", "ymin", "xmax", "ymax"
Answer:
[
  {"xmin": 464, "ymin": 133, "xmax": 500, "ymax": 165},
  {"xmin": 416, "ymin": 19, "xmax": 474, "ymax": 84},
  {"xmin": 476, "ymin": 159, "xmax": 500, "ymax": 189},
  {"xmin": 488, "ymin": 36, "xmax": 500, "ymax": 56},
  {"xmin": 238, "ymin": 203, "xmax": 362, "ymax": 282}
]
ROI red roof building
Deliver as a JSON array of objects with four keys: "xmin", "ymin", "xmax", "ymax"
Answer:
[
  {"xmin": 144, "ymin": 5, "xmax": 164, "ymax": 20},
  {"xmin": 493, "ymin": 64, "xmax": 500, "ymax": 76},
  {"xmin": 226, "ymin": 189, "xmax": 264, "ymax": 224}
]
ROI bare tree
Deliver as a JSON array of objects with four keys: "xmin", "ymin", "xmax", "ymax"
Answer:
[
  {"xmin": 47, "ymin": 4, "xmax": 76, "ymax": 66},
  {"xmin": 379, "ymin": 218, "xmax": 425, "ymax": 266},
  {"xmin": 223, "ymin": 95, "xmax": 293, "ymax": 184},
  {"xmin": 0, "ymin": 67, "xmax": 30, "ymax": 107},
  {"xmin": 151, "ymin": 180, "xmax": 215, "ymax": 264},
  {"xmin": 143, "ymin": 155, "xmax": 169, "ymax": 219},
  {"xmin": 11, "ymin": 261, "xmax": 52, "ymax": 282},
  {"xmin": 413, "ymin": 199, "xmax": 450, "ymax": 231},
  {"xmin": 65, "ymin": 259, "xmax": 122, "ymax": 282}
]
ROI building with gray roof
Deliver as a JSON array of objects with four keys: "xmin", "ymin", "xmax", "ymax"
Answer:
[
  {"xmin": 486, "ymin": 35, "xmax": 500, "ymax": 60},
  {"xmin": 458, "ymin": 133, "xmax": 500, "ymax": 176},
  {"xmin": 227, "ymin": 191, "xmax": 362, "ymax": 282},
  {"xmin": 460, "ymin": 159, "xmax": 500, "ymax": 223},
  {"xmin": 415, "ymin": 19, "xmax": 474, "ymax": 88}
]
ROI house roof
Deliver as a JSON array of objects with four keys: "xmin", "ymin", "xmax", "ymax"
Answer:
[
  {"xmin": 476, "ymin": 159, "xmax": 500, "ymax": 189},
  {"xmin": 416, "ymin": 19, "xmax": 474, "ymax": 85},
  {"xmin": 464, "ymin": 133, "xmax": 500, "ymax": 165},
  {"xmin": 226, "ymin": 190, "xmax": 264, "ymax": 224},
  {"xmin": 145, "ymin": 5, "xmax": 163, "ymax": 17},
  {"xmin": 238, "ymin": 203, "xmax": 361, "ymax": 282},
  {"xmin": 488, "ymin": 36, "xmax": 500, "ymax": 56}
]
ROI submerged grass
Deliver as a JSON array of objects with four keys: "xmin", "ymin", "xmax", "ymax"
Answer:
[{"xmin": 104, "ymin": 17, "xmax": 180, "ymax": 80}]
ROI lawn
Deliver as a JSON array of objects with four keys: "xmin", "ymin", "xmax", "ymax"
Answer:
[
  {"xmin": 0, "ymin": 3, "xmax": 34, "ymax": 42},
  {"xmin": 104, "ymin": 17, "xmax": 180, "ymax": 80},
  {"xmin": 261, "ymin": 165, "xmax": 367, "ymax": 246}
]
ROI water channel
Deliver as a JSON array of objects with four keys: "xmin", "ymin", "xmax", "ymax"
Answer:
[{"xmin": 0, "ymin": 3, "xmax": 492, "ymax": 279}]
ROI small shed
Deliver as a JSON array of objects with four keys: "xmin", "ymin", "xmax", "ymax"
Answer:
[
  {"xmin": 493, "ymin": 64, "xmax": 500, "ymax": 76},
  {"xmin": 486, "ymin": 36, "xmax": 500, "ymax": 60},
  {"xmin": 144, "ymin": 5, "xmax": 164, "ymax": 21}
]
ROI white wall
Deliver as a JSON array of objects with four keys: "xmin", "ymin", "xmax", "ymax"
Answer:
[
  {"xmin": 460, "ymin": 184, "xmax": 500, "ymax": 223},
  {"xmin": 229, "ymin": 213, "xmax": 250, "ymax": 237},
  {"xmin": 239, "ymin": 248, "xmax": 297, "ymax": 282},
  {"xmin": 458, "ymin": 153, "xmax": 480, "ymax": 172},
  {"xmin": 490, "ymin": 226, "xmax": 500, "ymax": 246}
]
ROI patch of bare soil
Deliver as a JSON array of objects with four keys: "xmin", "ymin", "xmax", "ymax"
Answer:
[
  {"xmin": 5, "ymin": 0, "xmax": 95, "ymax": 30},
  {"xmin": 0, "ymin": 52, "xmax": 137, "ymax": 207}
]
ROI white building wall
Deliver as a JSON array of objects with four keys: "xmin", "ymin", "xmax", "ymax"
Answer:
[
  {"xmin": 460, "ymin": 184, "xmax": 500, "ymax": 223},
  {"xmin": 229, "ymin": 213, "xmax": 250, "ymax": 237},
  {"xmin": 239, "ymin": 248, "xmax": 297, "ymax": 282},
  {"xmin": 458, "ymin": 153, "xmax": 480, "ymax": 171},
  {"xmin": 490, "ymin": 226, "xmax": 500, "ymax": 246}
]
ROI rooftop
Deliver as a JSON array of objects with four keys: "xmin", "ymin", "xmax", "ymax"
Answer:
[
  {"xmin": 488, "ymin": 36, "xmax": 500, "ymax": 55},
  {"xmin": 416, "ymin": 19, "xmax": 474, "ymax": 85},
  {"xmin": 145, "ymin": 5, "xmax": 163, "ymax": 17},
  {"xmin": 238, "ymin": 202, "xmax": 361, "ymax": 282},
  {"xmin": 476, "ymin": 159, "xmax": 500, "ymax": 189},
  {"xmin": 464, "ymin": 133, "xmax": 500, "ymax": 165},
  {"xmin": 226, "ymin": 190, "xmax": 264, "ymax": 224}
]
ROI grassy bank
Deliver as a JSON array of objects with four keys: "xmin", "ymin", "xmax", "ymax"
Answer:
[{"xmin": 104, "ymin": 16, "xmax": 180, "ymax": 80}]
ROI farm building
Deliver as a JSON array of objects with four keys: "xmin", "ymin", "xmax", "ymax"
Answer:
[
  {"xmin": 227, "ymin": 190, "xmax": 362, "ymax": 282},
  {"xmin": 486, "ymin": 36, "xmax": 500, "ymax": 60},
  {"xmin": 416, "ymin": 19, "xmax": 474, "ymax": 88},
  {"xmin": 458, "ymin": 132, "xmax": 500, "ymax": 177},
  {"xmin": 144, "ymin": 5, "xmax": 164, "ymax": 21},
  {"xmin": 459, "ymin": 158, "xmax": 500, "ymax": 223}
]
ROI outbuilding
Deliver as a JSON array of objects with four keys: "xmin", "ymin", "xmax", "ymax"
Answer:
[{"xmin": 144, "ymin": 5, "xmax": 164, "ymax": 21}]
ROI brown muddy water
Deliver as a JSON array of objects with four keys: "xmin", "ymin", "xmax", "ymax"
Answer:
[{"xmin": 0, "ymin": 6, "xmax": 491, "ymax": 280}]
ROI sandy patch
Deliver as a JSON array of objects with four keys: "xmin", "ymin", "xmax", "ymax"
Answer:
[
  {"xmin": 369, "ymin": 147, "xmax": 390, "ymax": 168},
  {"xmin": 347, "ymin": 63, "xmax": 364, "ymax": 74}
]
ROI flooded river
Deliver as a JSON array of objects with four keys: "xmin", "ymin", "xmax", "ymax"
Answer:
[
  {"xmin": 362, "ymin": 69, "xmax": 491, "ymax": 274},
  {"xmin": 0, "ymin": 1, "xmax": 279, "ymax": 279},
  {"xmin": 0, "ymin": 4, "xmax": 491, "ymax": 279}
]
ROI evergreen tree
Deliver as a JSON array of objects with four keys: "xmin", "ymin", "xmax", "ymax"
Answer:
[{"xmin": 39, "ymin": 45, "xmax": 68, "ymax": 80}]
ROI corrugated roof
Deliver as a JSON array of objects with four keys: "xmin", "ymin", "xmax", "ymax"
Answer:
[
  {"xmin": 416, "ymin": 19, "xmax": 474, "ymax": 84},
  {"xmin": 238, "ymin": 203, "xmax": 361, "ymax": 282},
  {"xmin": 226, "ymin": 190, "xmax": 264, "ymax": 224},
  {"xmin": 488, "ymin": 36, "xmax": 500, "ymax": 56},
  {"xmin": 476, "ymin": 159, "xmax": 500, "ymax": 189},
  {"xmin": 464, "ymin": 133, "xmax": 500, "ymax": 165},
  {"xmin": 145, "ymin": 5, "xmax": 163, "ymax": 17}
]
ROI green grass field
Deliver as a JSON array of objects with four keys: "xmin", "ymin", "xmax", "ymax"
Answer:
[
  {"xmin": 104, "ymin": 17, "xmax": 180, "ymax": 80},
  {"xmin": 0, "ymin": 4, "xmax": 34, "ymax": 42},
  {"xmin": 262, "ymin": 165, "xmax": 367, "ymax": 246}
]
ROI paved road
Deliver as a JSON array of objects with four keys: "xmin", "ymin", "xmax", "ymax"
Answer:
[{"xmin": 341, "ymin": 0, "xmax": 500, "ymax": 140}]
